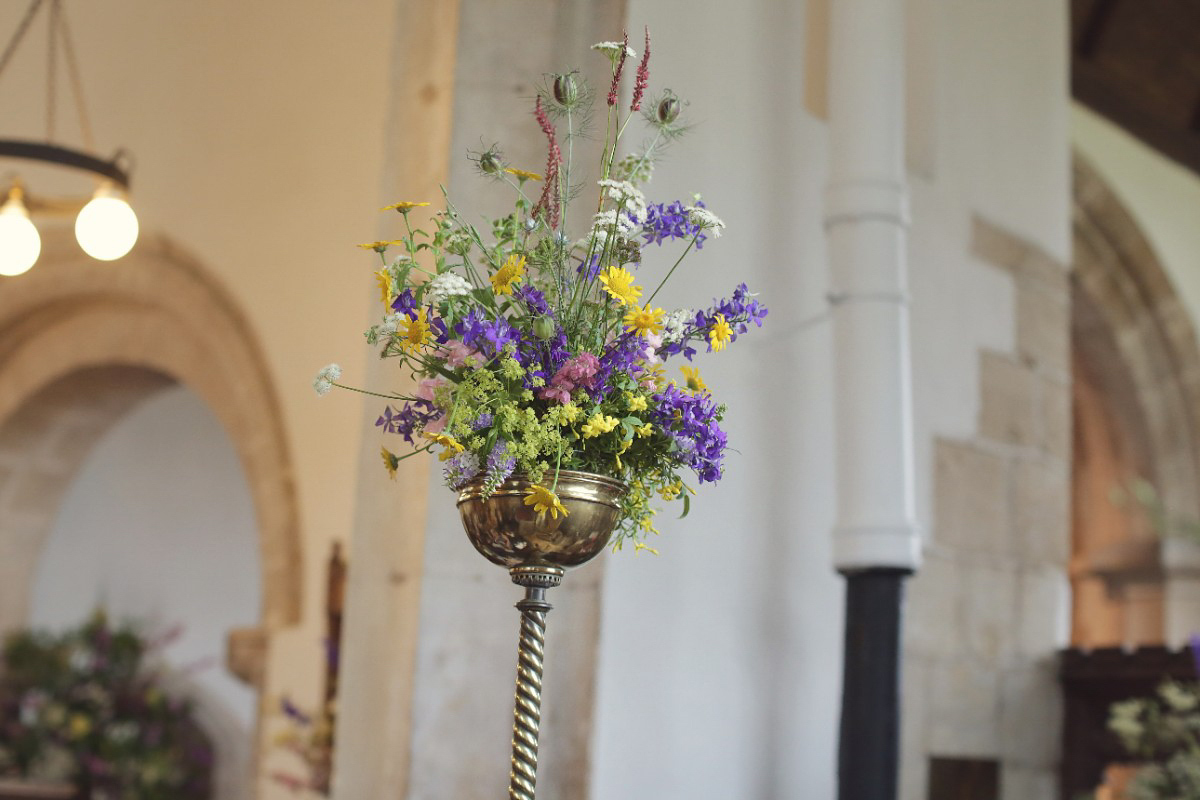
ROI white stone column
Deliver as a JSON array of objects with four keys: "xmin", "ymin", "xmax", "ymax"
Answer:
[{"xmin": 826, "ymin": 0, "xmax": 920, "ymax": 572}]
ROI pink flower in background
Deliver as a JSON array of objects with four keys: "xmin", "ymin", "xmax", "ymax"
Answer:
[
  {"xmin": 439, "ymin": 339, "xmax": 480, "ymax": 368},
  {"xmin": 560, "ymin": 352, "xmax": 599, "ymax": 386}
]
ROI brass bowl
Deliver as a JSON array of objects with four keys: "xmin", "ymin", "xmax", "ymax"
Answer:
[{"xmin": 457, "ymin": 470, "xmax": 628, "ymax": 569}]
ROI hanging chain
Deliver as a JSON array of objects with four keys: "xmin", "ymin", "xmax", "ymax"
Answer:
[
  {"xmin": 0, "ymin": 0, "xmax": 93, "ymax": 150},
  {"xmin": 45, "ymin": 0, "xmax": 57, "ymax": 140},
  {"xmin": 0, "ymin": 0, "xmax": 46, "ymax": 84},
  {"xmin": 57, "ymin": 3, "xmax": 92, "ymax": 150}
]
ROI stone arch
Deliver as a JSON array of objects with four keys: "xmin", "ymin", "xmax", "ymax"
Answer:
[
  {"xmin": 0, "ymin": 231, "xmax": 302, "ymax": 635},
  {"xmin": 1070, "ymin": 152, "xmax": 1200, "ymax": 647}
]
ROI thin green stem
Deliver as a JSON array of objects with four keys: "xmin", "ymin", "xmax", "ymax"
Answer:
[{"xmin": 645, "ymin": 234, "xmax": 699, "ymax": 306}]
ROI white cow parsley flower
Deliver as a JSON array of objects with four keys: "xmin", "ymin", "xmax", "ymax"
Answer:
[
  {"xmin": 313, "ymin": 363, "xmax": 342, "ymax": 396},
  {"xmin": 591, "ymin": 41, "xmax": 636, "ymax": 59},
  {"xmin": 426, "ymin": 272, "xmax": 473, "ymax": 306},
  {"xmin": 661, "ymin": 308, "xmax": 693, "ymax": 343},
  {"xmin": 685, "ymin": 206, "xmax": 725, "ymax": 237}
]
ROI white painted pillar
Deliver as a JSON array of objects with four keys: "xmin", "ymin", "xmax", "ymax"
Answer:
[{"xmin": 825, "ymin": 0, "xmax": 921, "ymax": 573}]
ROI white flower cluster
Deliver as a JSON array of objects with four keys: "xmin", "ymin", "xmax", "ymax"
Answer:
[
  {"xmin": 426, "ymin": 271, "xmax": 473, "ymax": 306},
  {"xmin": 591, "ymin": 40, "xmax": 636, "ymax": 58},
  {"xmin": 587, "ymin": 208, "xmax": 639, "ymax": 248},
  {"xmin": 365, "ymin": 313, "xmax": 406, "ymax": 344},
  {"xmin": 661, "ymin": 308, "xmax": 693, "ymax": 343},
  {"xmin": 599, "ymin": 179, "xmax": 648, "ymax": 223},
  {"xmin": 685, "ymin": 206, "xmax": 725, "ymax": 237},
  {"xmin": 313, "ymin": 363, "xmax": 342, "ymax": 396}
]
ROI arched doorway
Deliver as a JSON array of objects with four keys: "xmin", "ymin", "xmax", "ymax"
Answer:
[
  {"xmin": 1070, "ymin": 153, "xmax": 1200, "ymax": 648},
  {"xmin": 0, "ymin": 231, "xmax": 302, "ymax": 795}
]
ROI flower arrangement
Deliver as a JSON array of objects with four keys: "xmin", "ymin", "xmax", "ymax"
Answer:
[
  {"xmin": 269, "ymin": 697, "xmax": 333, "ymax": 796},
  {"xmin": 0, "ymin": 612, "xmax": 212, "ymax": 800},
  {"xmin": 316, "ymin": 30, "xmax": 767, "ymax": 549},
  {"xmin": 1107, "ymin": 679, "xmax": 1200, "ymax": 799}
]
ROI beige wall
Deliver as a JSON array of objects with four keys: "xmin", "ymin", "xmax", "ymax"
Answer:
[{"xmin": 0, "ymin": 2, "xmax": 397, "ymax": 797}]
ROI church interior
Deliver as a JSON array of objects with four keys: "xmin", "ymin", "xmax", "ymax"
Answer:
[{"xmin": 1, "ymin": 1, "xmax": 1199, "ymax": 799}]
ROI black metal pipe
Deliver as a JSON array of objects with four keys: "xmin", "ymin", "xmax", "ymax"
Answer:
[{"xmin": 837, "ymin": 567, "xmax": 911, "ymax": 800}]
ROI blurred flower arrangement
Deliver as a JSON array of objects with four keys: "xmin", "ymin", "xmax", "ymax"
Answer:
[
  {"xmin": 269, "ymin": 698, "xmax": 333, "ymax": 797},
  {"xmin": 1107, "ymin": 678, "xmax": 1200, "ymax": 799},
  {"xmin": 0, "ymin": 612, "xmax": 212, "ymax": 800},
  {"xmin": 315, "ymin": 30, "xmax": 768, "ymax": 549}
]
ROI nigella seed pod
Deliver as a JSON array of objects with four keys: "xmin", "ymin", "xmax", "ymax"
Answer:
[
  {"xmin": 478, "ymin": 150, "xmax": 502, "ymax": 175},
  {"xmin": 657, "ymin": 94, "xmax": 680, "ymax": 125},
  {"xmin": 553, "ymin": 73, "xmax": 579, "ymax": 106},
  {"xmin": 532, "ymin": 316, "xmax": 557, "ymax": 340}
]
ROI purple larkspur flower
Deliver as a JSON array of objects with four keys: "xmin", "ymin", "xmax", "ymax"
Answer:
[
  {"xmin": 391, "ymin": 288, "xmax": 418, "ymax": 318},
  {"xmin": 429, "ymin": 310, "xmax": 451, "ymax": 345},
  {"xmin": 649, "ymin": 383, "xmax": 727, "ymax": 483},
  {"xmin": 577, "ymin": 254, "xmax": 604, "ymax": 281},
  {"xmin": 590, "ymin": 332, "xmax": 646, "ymax": 399},
  {"xmin": 472, "ymin": 412, "xmax": 494, "ymax": 431},
  {"xmin": 376, "ymin": 400, "xmax": 438, "ymax": 444},
  {"xmin": 281, "ymin": 696, "xmax": 312, "ymax": 725},
  {"xmin": 642, "ymin": 199, "xmax": 709, "ymax": 250},
  {"xmin": 513, "ymin": 284, "xmax": 550, "ymax": 316},
  {"xmin": 658, "ymin": 284, "xmax": 769, "ymax": 361},
  {"xmin": 455, "ymin": 311, "xmax": 521, "ymax": 358}
]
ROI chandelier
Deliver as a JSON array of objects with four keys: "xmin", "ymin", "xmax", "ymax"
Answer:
[{"xmin": 0, "ymin": 0, "xmax": 139, "ymax": 277}]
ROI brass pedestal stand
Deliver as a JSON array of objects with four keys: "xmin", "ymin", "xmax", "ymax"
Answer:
[{"xmin": 457, "ymin": 472, "xmax": 627, "ymax": 800}]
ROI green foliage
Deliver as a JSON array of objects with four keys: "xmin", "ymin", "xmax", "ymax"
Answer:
[{"xmin": 1109, "ymin": 681, "xmax": 1200, "ymax": 799}]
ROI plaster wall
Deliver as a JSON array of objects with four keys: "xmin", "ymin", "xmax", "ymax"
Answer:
[{"xmin": 588, "ymin": 0, "xmax": 1069, "ymax": 798}]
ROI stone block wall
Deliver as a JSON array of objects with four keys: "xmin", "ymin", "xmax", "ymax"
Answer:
[{"xmin": 902, "ymin": 217, "xmax": 1072, "ymax": 800}]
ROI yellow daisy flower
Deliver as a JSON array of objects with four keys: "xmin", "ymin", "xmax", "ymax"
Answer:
[
  {"xmin": 581, "ymin": 412, "xmax": 620, "ymax": 439},
  {"xmin": 524, "ymin": 485, "xmax": 569, "ymax": 519},
  {"xmin": 490, "ymin": 253, "xmax": 527, "ymax": 295},
  {"xmin": 680, "ymin": 365, "xmax": 706, "ymax": 392},
  {"xmin": 357, "ymin": 239, "xmax": 404, "ymax": 251},
  {"xmin": 598, "ymin": 266, "xmax": 642, "ymax": 306},
  {"xmin": 381, "ymin": 446, "xmax": 400, "ymax": 479},
  {"xmin": 626, "ymin": 393, "xmax": 648, "ymax": 412},
  {"xmin": 505, "ymin": 167, "xmax": 543, "ymax": 182},
  {"xmin": 381, "ymin": 201, "xmax": 431, "ymax": 212},
  {"xmin": 375, "ymin": 268, "xmax": 394, "ymax": 306},
  {"xmin": 709, "ymin": 313, "xmax": 734, "ymax": 352},
  {"xmin": 397, "ymin": 310, "xmax": 434, "ymax": 353},
  {"xmin": 623, "ymin": 304, "xmax": 665, "ymax": 336},
  {"xmin": 423, "ymin": 431, "xmax": 465, "ymax": 461}
]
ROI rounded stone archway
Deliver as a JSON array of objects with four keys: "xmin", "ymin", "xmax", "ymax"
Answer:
[
  {"xmin": 1070, "ymin": 153, "xmax": 1200, "ymax": 647},
  {"xmin": 0, "ymin": 229, "xmax": 302, "ymax": 635}
]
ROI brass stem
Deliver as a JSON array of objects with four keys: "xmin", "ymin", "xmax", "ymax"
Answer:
[{"xmin": 507, "ymin": 566, "xmax": 563, "ymax": 800}]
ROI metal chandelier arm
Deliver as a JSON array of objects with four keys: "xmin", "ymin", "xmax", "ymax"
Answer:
[{"xmin": 0, "ymin": 140, "xmax": 131, "ymax": 190}]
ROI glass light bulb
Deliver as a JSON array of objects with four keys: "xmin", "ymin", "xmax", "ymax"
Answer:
[
  {"xmin": 0, "ymin": 197, "xmax": 41, "ymax": 277},
  {"xmin": 75, "ymin": 189, "xmax": 139, "ymax": 261}
]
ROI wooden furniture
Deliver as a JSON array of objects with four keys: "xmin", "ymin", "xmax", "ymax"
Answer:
[
  {"xmin": 0, "ymin": 780, "xmax": 75, "ymax": 800},
  {"xmin": 1059, "ymin": 646, "xmax": 1196, "ymax": 799}
]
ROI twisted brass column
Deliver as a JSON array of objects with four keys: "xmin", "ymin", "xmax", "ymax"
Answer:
[{"xmin": 507, "ymin": 565, "xmax": 564, "ymax": 800}]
